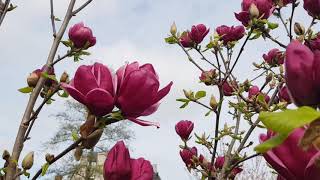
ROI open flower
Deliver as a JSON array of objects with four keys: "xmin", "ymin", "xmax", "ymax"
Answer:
[
  {"xmin": 61, "ymin": 63, "xmax": 116, "ymax": 117},
  {"xmin": 180, "ymin": 147, "xmax": 198, "ymax": 166},
  {"xmin": 235, "ymin": 0, "xmax": 274, "ymax": 26},
  {"xmin": 180, "ymin": 32, "xmax": 194, "ymax": 48},
  {"xmin": 116, "ymin": 62, "xmax": 173, "ymax": 128},
  {"xmin": 263, "ymin": 48, "xmax": 284, "ymax": 66},
  {"xmin": 188, "ymin": 24, "xmax": 209, "ymax": 44},
  {"xmin": 216, "ymin": 25, "xmax": 245, "ymax": 45},
  {"xmin": 285, "ymin": 40, "xmax": 320, "ymax": 106},
  {"xmin": 68, "ymin": 22, "xmax": 96, "ymax": 49},
  {"xmin": 260, "ymin": 128, "xmax": 320, "ymax": 180}
]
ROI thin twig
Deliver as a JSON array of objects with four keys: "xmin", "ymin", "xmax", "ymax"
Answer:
[
  {"xmin": 264, "ymin": 32, "xmax": 287, "ymax": 48},
  {"xmin": 51, "ymin": 51, "xmax": 72, "ymax": 66},
  {"xmin": 289, "ymin": 0, "xmax": 296, "ymax": 40},
  {"xmin": 72, "ymin": 0, "xmax": 93, "ymax": 15},
  {"xmin": 0, "ymin": 0, "xmax": 10, "ymax": 28},
  {"xmin": 50, "ymin": 0, "xmax": 57, "ymax": 37},
  {"xmin": 276, "ymin": 8, "xmax": 290, "ymax": 38},
  {"xmin": 195, "ymin": 48, "xmax": 221, "ymax": 71},
  {"xmin": 229, "ymin": 153, "xmax": 261, "ymax": 172},
  {"xmin": 178, "ymin": 43, "xmax": 205, "ymax": 72}
]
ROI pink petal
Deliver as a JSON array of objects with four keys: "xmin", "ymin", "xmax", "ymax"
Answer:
[
  {"xmin": 304, "ymin": 151, "xmax": 320, "ymax": 180},
  {"xmin": 73, "ymin": 65, "xmax": 99, "ymax": 95},
  {"xmin": 92, "ymin": 63, "xmax": 115, "ymax": 94},
  {"xmin": 154, "ymin": 81, "xmax": 173, "ymax": 103},
  {"xmin": 140, "ymin": 63, "xmax": 159, "ymax": 80},
  {"xmin": 61, "ymin": 83, "xmax": 86, "ymax": 104},
  {"xmin": 85, "ymin": 88, "xmax": 115, "ymax": 117},
  {"xmin": 127, "ymin": 117, "xmax": 160, "ymax": 128},
  {"xmin": 140, "ymin": 103, "xmax": 160, "ymax": 116}
]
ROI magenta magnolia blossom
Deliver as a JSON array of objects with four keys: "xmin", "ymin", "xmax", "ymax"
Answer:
[
  {"xmin": 278, "ymin": 86, "xmax": 292, "ymax": 104},
  {"xmin": 116, "ymin": 62, "xmax": 173, "ymax": 128},
  {"xmin": 62, "ymin": 63, "xmax": 116, "ymax": 117},
  {"xmin": 248, "ymin": 85, "xmax": 260, "ymax": 98},
  {"xmin": 263, "ymin": 48, "xmax": 284, "ymax": 66},
  {"xmin": 303, "ymin": 0, "xmax": 320, "ymax": 18},
  {"xmin": 175, "ymin": 120, "xmax": 194, "ymax": 141},
  {"xmin": 285, "ymin": 40, "xmax": 320, "ymax": 106},
  {"xmin": 104, "ymin": 141, "xmax": 154, "ymax": 180},
  {"xmin": 104, "ymin": 141, "xmax": 131, "ymax": 180},
  {"xmin": 216, "ymin": 25, "xmax": 245, "ymax": 45},
  {"xmin": 180, "ymin": 147, "xmax": 198, "ymax": 166},
  {"xmin": 235, "ymin": 0, "xmax": 274, "ymax": 26},
  {"xmin": 199, "ymin": 69, "xmax": 215, "ymax": 85},
  {"xmin": 222, "ymin": 82, "xmax": 235, "ymax": 96},
  {"xmin": 180, "ymin": 32, "xmax": 194, "ymax": 48},
  {"xmin": 188, "ymin": 24, "xmax": 209, "ymax": 44},
  {"xmin": 305, "ymin": 33, "xmax": 320, "ymax": 51},
  {"xmin": 68, "ymin": 22, "xmax": 96, "ymax": 49},
  {"xmin": 260, "ymin": 128, "xmax": 320, "ymax": 180}
]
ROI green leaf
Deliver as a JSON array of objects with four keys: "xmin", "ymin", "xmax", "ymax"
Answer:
[
  {"xmin": 58, "ymin": 90, "xmax": 69, "ymax": 98},
  {"xmin": 41, "ymin": 163, "xmax": 50, "ymax": 176},
  {"xmin": 250, "ymin": 32, "xmax": 262, "ymax": 40},
  {"xmin": 18, "ymin": 87, "xmax": 33, "ymax": 93},
  {"xmin": 195, "ymin": 91, "xmax": 206, "ymax": 100},
  {"xmin": 165, "ymin": 36, "xmax": 177, "ymax": 44},
  {"xmin": 23, "ymin": 170, "xmax": 30, "ymax": 178},
  {"xmin": 260, "ymin": 106, "xmax": 320, "ymax": 134},
  {"xmin": 54, "ymin": 17, "xmax": 61, "ymax": 21},
  {"xmin": 180, "ymin": 102, "xmax": 189, "ymax": 108},
  {"xmin": 61, "ymin": 40, "xmax": 72, "ymax": 47},
  {"xmin": 254, "ymin": 134, "xmax": 288, "ymax": 153},
  {"xmin": 205, "ymin": 110, "xmax": 212, "ymax": 116},
  {"xmin": 176, "ymin": 98, "xmax": 189, "ymax": 102},
  {"xmin": 41, "ymin": 72, "xmax": 57, "ymax": 82},
  {"xmin": 254, "ymin": 106, "xmax": 320, "ymax": 153},
  {"xmin": 267, "ymin": 22, "xmax": 279, "ymax": 30},
  {"xmin": 71, "ymin": 131, "xmax": 79, "ymax": 141}
]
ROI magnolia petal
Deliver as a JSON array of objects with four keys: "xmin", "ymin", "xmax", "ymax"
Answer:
[
  {"xmin": 92, "ymin": 63, "xmax": 114, "ymax": 94},
  {"xmin": 304, "ymin": 151, "xmax": 320, "ymax": 180},
  {"xmin": 61, "ymin": 83, "xmax": 86, "ymax": 104},
  {"xmin": 140, "ymin": 103, "xmax": 160, "ymax": 116},
  {"xmin": 127, "ymin": 117, "xmax": 160, "ymax": 128},
  {"xmin": 154, "ymin": 81, "xmax": 173, "ymax": 103},
  {"xmin": 86, "ymin": 88, "xmax": 115, "ymax": 117},
  {"xmin": 73, "ymin": 65, "xmax": 99, "ymax": 95}
]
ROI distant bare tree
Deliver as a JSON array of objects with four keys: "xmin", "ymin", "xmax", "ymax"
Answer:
[{"xmin": 44, "ymin": 100, "xmax": 135, "ymax": 179}]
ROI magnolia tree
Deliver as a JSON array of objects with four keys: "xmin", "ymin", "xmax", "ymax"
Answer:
[{"xmin": 2, "ymin": 0, "xmax": 320, "ymax": 180}]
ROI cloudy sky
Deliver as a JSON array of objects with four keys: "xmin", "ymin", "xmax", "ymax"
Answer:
[{"xmin": 0, "ymin": 0, "xmax": 314, "ymax": 179}]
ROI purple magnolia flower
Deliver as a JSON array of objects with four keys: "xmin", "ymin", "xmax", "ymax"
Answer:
[
  {"xmin": 216, "ymin": 25, "xmax": 245, "ymax": 45},
  {"xmin": 175, "ymin": 120, "xmax": 194, "ymax": 141},
  {"xmin": 130, "ymin": 158, "xmax": 154, "ymax": 180},
  {"xmin": 104, "ymin": 141, "xmax": 154, "ymax": 180},
  {"xmin": 248, "ymin": 85, "xmax": 260, "ymax": 98},
  {"xmin": 278, "ymin": 86, "xmax": 292, "ymax": 104},
  {"xmin": 180, "ymin": 32, "xmax": 194, "ymax": 48},
  {"xmin": 303, "ymin": 0, "xmax": 320, "ymax": 18},
  {"xmin": 188, "ymin": 24, "xmax": 210, "ymax": 44},
  {"xmin": 180, "ymin": 147, "xmax": 198, "ymax": 166},
  {"xmin": 61, "ymin": 63, "xmax": 116, "ymax": 117},
  {"xmin": 104, "ymin": 141, "xmax": 131, "ymax": 180},
  {"xmin": 68, "ymin": 22, "xmax": 96, "ymax": 49},
  {"xmin": 222, "ymin": 82, "xmax": 235, "ymax": 96},
  {"xmin": 285, "ymin": 40, "xmax": 320, "ymax": 106},
  {"xmin": 260, "ymin": 128, "xmax": 320, "ymax": 180},
  {"xmin": 263, "ymin": 48, "xmax": 284, "ymax": 66},
  {"xmin": 116, "ymin": 62, "xmax": 173, "ymax": 128},
  {"xmin": 305, "ymin": 33, "xmax": 320, "ymax": 51},
  {"xmin": 235, "ymin": 0, "xmax": 274, "ymax": 26}
]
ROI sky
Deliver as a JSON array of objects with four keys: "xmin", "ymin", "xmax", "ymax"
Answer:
[{"xmin": 0, "ymin": 0, "xmax": 315, "ymax": 179}]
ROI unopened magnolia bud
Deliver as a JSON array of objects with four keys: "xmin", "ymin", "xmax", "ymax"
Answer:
[
  {"xmin": 60, "ymin": 71, "xmax": 69, "ymax": 83},
  {"xmin": 55, "ymin": 175, "xmax": 63, "ymax": 180},
  {"xmin": 27, "ymin": 72, "xmax": 40, "ymax": 87},
  {"xmin": 45, "ymin": 153, "xmax": 54, "ymax": 163},
  {"xmin": 183, "ymin": 89, "xmax": 193, "ymax": 100},
  {"xmin": 249, "ymin": 4, "xmax": 259, "ymax": 18},
  {"xmin": 170, "ymin": 22, "xmax": 177, "ymax": 35},
  {"xmin": 82, "ymin": 129, "xmax": 104, "ymax": 149},
  {"xmin": 294, "ymin": 22, "xmax": 305, "ymax": 35},
  {"xmin": 266, "ymin": 73, "xmax": 273, "ymax": 83},
  {"xmin": 22, "ymin": 152, "xmax": 34, "ymax": 170},
  {"xmin": 210, "ymin": 95, "xmax": 218, "ymax": 110},
  {"xmin": 279, "ymin": 65, "xmax": 284, "ymax": 74},
  {"xmin": 243, "ymin": 79, "xmax": 251, "ymax": 92},
  {"xmin": 2, "ymin": 150, "xmax": 10, "ymax": 160},
  {"xmin": 74, "ymin": 147, "xmax": 83, "ymax": 161}
]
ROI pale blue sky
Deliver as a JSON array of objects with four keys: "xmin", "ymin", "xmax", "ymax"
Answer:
[{"xmin": 0, "ymin": 0, "xmax": 314, "ymax": 179}]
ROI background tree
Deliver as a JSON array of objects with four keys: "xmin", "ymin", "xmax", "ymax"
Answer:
[{"xmin": 44, "ymin": 100, "xmax": 134, "ymax": 179}]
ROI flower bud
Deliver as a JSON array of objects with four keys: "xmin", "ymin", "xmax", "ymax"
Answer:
[
  {"xmin": 249, "ymin": 4, "xmax": 259, "ymax": 18},
  {"xmin": 74, "ymin": 147, "xmax": 83, "ymax": 161},
  {"xmin": 45, "ymin": 153, "xmax": 54, "ymax": 163},
  {"xmin": 170, "ymin": 22, "xmax": 177, "ymax": 35},
  {"xmin": 210, "ymin": 95, "xmax": 218, "ymax": 110},
  {"xmin": 266, "ymin": 73, "xmax": 273, "ymax": 83},
  {"xmin": 243, "ymin": 79, "xmax": 251, "ymax": 92},
  {"xmin": 183, "ymin": 89, "xmax": 194, "ymax": 100},
  {"xmin": 175, "ymin": 120, "xmax": 194, "ymax": 141},
  {"xmin": 222, "ymin": 82, "xmax": 235, "ymax": 96},
  {"xmin": 55, "ymin": 175, "xmax": 63, "ymax": 180},
  {"xmin": 248, "ymin": 85, "xmax": 260, "ymax": 98},
  {"xmin": 199, "ymin": 69, "xmax": 216, "ymax": 85},
  {"xmin": 180, "ymin": 147, "xmax": 198, "ymax": 166},
  {"xmin": 60, "ymin": 71, "xmax": 69, "ymax": 83},
  {"xmin": 22, "ymin": 152, "xmax": 34, "ymax": 170},
  {"xmin": 27, "ymin": 72, "xmax": 40, "ymax": 87},
  {"xmin": 2, "ymin": 150, "xmax": 10, "ymax": 161},
  {"xmin": 294, "ymin": 22, "xmax": 305, "ymax": 36},
  {"xmin": 82, "ymin": 129, "xmax": 104, "ymax": 149}
]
